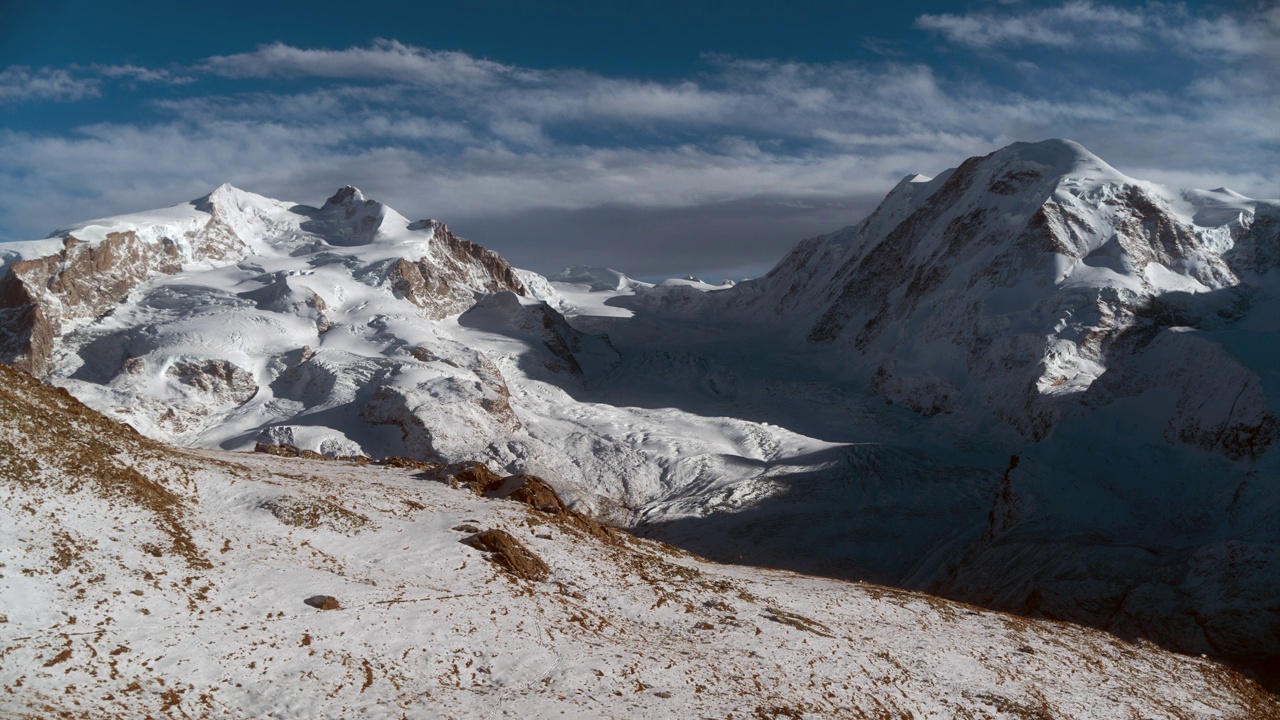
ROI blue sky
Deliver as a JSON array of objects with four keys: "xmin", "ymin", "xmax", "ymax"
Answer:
[{"xmin": 1, "ymin": 0, "xmax": 1276, "ymax": 278}]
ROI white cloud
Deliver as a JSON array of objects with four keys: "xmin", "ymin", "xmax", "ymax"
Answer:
[
  {"xmin": 202, "ymin": 39, "xmax": 526, "ymax": 87},
  {"xmin": 916, "ymin": 12, "xmax": 1077, "ymax": 49},
  {"xmin": 0, "ymin": 61, "xmax": 199, "ymax": 105},
  {"xmin": 90, "ymin": 64, "xmax": 195, "ymax": 85},
  {"xmin": 0, "ymin": 66, "xmax": 99, "ymax": 103},
  {"xmin": 0, "ymin": 33, "xmax": 1276, "ymax": 275},
  {"xmin": 916, "ymin": 1, "xmax": 1280, "ymax": 60}
]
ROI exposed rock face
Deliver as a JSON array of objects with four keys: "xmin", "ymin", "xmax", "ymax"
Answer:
[
  {"xmin": 384, "ymin": 220, "xmax": 527, "ymax": 319},
  {"xmin": 438, "ymin": 461, "xmax": 622, "ymax": 544},
  {"xmin": 1085, "ymin": 327, "xmax": 1279, "ymax": 461},
  {"xmin": 1227, "ymin": 204, "xmax": 1280, "ymax": 274},
  {"xmin": 0, "ymin": 224, "xmax": 245, "ymax": 376},
  {"xmin": 168, "ymin": 359, "xmax": 259, "ymax": 404}
]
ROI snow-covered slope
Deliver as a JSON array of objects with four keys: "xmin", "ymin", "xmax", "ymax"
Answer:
[{"xmin": 2, "ymin": 361, "xmax": 1277, "ymax": 719}]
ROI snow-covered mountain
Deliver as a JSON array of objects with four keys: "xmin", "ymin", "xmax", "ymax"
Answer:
[
  {"xmin": 723, "ymin": 139, "xmax": 1278, "ymax": 453},
  {"xmin": 0, "ymin": 184, "xmax": 527, "ymax": 379},
  {"xmin": 3, "ymin": 360, "xmax": 1277, "ymax": 718},
  {"xmin": 0, "ymin": 183, "xmax": 603, "ymax": 468},
  {"xmin": 4, "ymin": 139, "xmax": 1280, "ymax": 688},
  {"xmin": 0, "ymin": 184, "xmax": 851, "ymax": 537}
]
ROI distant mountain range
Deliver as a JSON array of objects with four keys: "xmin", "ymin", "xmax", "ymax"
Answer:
[{"xmin": 3, "ymin": 138, "xmax": 1279, "ymax": 688}]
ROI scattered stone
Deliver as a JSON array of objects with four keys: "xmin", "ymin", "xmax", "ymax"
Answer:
[
  {"xmin": 439, "ymin": 463, "xmax": 624, "ymax": 545},
  {"xmin": 506, "ymin": 474, "xmax": 569, "ymax": 514},
  {"xmin": 761, "ymin": 607, "xmax": 833, "ymax": 637},
  {"xmin": 452, "ymin": 523, "xmax": 481, "ymax": 533},
  {"xmin": 253, "ymin": 441, "xmax": 372, "ymax": 464},
  {"xmin": 304, "ymin": 595, "xmax": 341, "ymax": 610}
]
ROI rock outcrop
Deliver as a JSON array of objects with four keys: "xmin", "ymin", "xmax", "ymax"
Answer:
[
  {"xmin": 384, "ymin": 220, "xmax": 527, "ymax": 319},
  {"xmin": 460, "ymin": 528, "xmax": 551, "ymax": 581}
]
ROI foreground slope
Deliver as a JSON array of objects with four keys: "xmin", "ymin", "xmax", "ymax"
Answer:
[{"xmin": 2, "ymin": 363, "xmax": 1277, "ymax": 718}]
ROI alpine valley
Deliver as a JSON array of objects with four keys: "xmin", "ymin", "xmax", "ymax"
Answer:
[{"xmin": 3, "ymin": 138, "xmax": 1280, "ymax": 717}]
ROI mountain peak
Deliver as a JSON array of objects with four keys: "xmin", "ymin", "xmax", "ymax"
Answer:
[
  {"xmin": 195, "ymin": 182, "xmax": 252, "ymax": 211},
  {"xmin": 192, "ymin": 183, "xmax": 289, "ymax": 219},
  {"xmin": 992, "ymin": 138, "xmax": 1122, "ymax": 181},
  {"xmin": 324, "ymin": 185, "xmax": 368, "ymax": 207}
]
